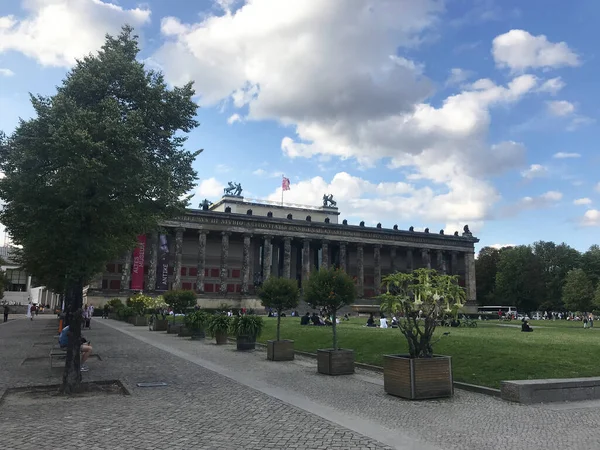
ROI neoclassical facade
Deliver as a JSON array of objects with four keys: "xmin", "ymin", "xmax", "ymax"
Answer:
[{"xmin": 87, "ymin": 195, "xmax": 479, "ymax": 310}]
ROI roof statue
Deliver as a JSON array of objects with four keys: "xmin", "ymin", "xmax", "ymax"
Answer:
[
  {"xmin": 224, "ymin": 181, "xmax": 243, "ymax": 196},
  {"xmin": 322, "ymin": 194, "xmax": 337, "ymax": 207},
  {"xmin": 199, "ymin": 199, "xmax": 212, "ymax": 211}
]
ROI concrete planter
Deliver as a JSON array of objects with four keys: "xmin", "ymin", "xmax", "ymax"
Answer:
[
  {"xmin": 151, "ymin": 319, "xmax": 168, "ymax": 331},
  {"xmin": 383, "ymin": 354, "xmax": 453, "ymax": 400},
  {"xmin": 190, "ymin": 329, "xmax": 206, "ymax": 340},
  {"xmin": 215, "ymin": 331, "xmax": 228, "ymax": 345},
  {"xmin": 128, "ymin": 316, "xmax": 136, "ymax": 324},
  {"xmin": 167, "ymin": 323, "xmax": 183, "ymax": 335},
  {"xmin": 108, "ymin": 313, "xmax": 118, "ymax": 320},
  {"xmin": 133, "ymin": 316, "xmax": 148, "ymax": 327},
  {"xmin": 317, "ymin": 349, "xmax": 354, "ymax": 376},
  {"xmin": 267, "ymin": 340, "xmax": 295, "ymax": 361},
  {"xmin": 178, "ymin": 326, "xmax": 193, "ymax": 337},
  {"xmin": 236, "ymin": 335, "xmax": 256, "ymax": 351}
]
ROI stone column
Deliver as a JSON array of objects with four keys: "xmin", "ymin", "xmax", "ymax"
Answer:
[
  {"xmin": 421, "ymin": 248, "xmax": 431, "ymax": 269},
  {"xmin": 441, "ymin": 251, "xmax": 448, "ymax": 274},
  {"xmin": 390, "ymin": 247, "xmax": 397, "ymax": 273},
  {"xmin": 436, "ymin": 250, "xmax": 444, "ymax": 273},
  {"xmin": 339, "ymin": 242, "xmax": 347, "ymax": 272},
  {"xmin": 464, "ymin": 250, "xmax": 476, "ymax": 304},
  {"xmin": 173, "ymin": 227, "xmax": 184, "ymax": 290},
  {"xmin": 406, "ymin": 248, "xmax": 413, "ymax": 271},
  {"xmin": 374, "ymin": 244, "xmax": 381, "ymax": 296},
  {"xmin": 196, "ymin": 231, "xmax": 208, "ymax": 293},
  {"xmin": 121, "ymin": 251, "xmax": 132, "ymax": 290},
  {"xmin": 302, "ymin": 239, "xmax": 311, "ymax": 289},
  {"xmin": 220, "ymin": 232, "xmax": 230, "ymax": 295},
  {"xmin": 148, "ymin": 231, "xmax": 158, "ymax": 291},
  {"xmin": 321, "ymin": 240, "xmax": 329, "ymax": 270},
  {"xmin": 451, "ymin": 251, "xmax": 458, "ymax": 275},
  {"xmin": 283, "ymin": 237, "xmax": 292, "ymax": 279},
  {"xmin": 262, "ymin": 236, "xmax": 273, "ymax": 282},
  {"xmin": 241, "ymin": 233, "xmax": 251, "ymax": 294},
  {"xmin": 357, "ymin": 244, "xmax": 364, "ymax": 297}
]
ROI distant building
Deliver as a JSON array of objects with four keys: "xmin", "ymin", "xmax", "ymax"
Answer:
[{"xmin": 87, "ymin": 194, "xmax": 479, "ymax": 310}]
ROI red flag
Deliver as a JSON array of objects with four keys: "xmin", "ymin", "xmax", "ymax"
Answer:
[{"xmin": 282, "ymin": 176, "xmax": 290, "ymax": 191}]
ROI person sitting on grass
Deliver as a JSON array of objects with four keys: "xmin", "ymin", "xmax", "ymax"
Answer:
[
  {"xmin": 343, "ymin": 313, "xmax": 350, "ymax": 321},
  {"xmin": 300, "ymin": 312, "xmax": 310, "ymax": 326},
  {"xmin": 521, "ymin": 319, "xmax": 533, "ymax": 333},
  {"xmin": 311, "ymin": 312, "xmax": 324, "ymax": 326},
  {"xmin": 58, "ymin": 325, "xmax": 93, "ymax": 372},
  {"xmin": 366, "ymin": 313, "xmax": 377, "ymax": 327},
  {"xmin": 324, "ymin": 315, "xmax": 333, "ymax": 326}
]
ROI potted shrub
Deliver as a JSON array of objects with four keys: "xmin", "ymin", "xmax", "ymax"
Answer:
[
  {"xmin": 258, "ymin": 277, "xmax": 300, "ymax": 361},
  {"xmin": 207, "ymin": 313, "xmax": 231, "ymax": 345},
  {"xmin": 164, "ymin": 289, "xmax": 197, "ymax": 334},
  {"xmin": 148, "ymin": 296, "xmax": 169, "ymax": 331},
  {"xmin": 106, "ymin": 298, "xmax": 124, "ymax": 319},
  {"xmin": 127, "ymin": 292, "xmax": 151, "ymax": 326},
  {"xmin": 379, "ymin": 268, "xmax": 463, "ymax": 400},
  {"xmin": 184, "ymin": 310, "xmax": 208, "ymax": 340},
  {"xmin": 116, "ymin": 306, "xmax": 134, "ymax": 322},
  {"xmin": 304, "ymin": 267, "xmax": 356, "ymax": 375},
  {"xmin": 230, "ymin": 314, "xmax": 264, "ymax": 351}
]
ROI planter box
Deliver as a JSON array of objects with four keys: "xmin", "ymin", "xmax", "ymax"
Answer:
[
  {"xmin": 178, "ymin": 326, "xmax": 192, "ymax": 337},
  {"xmin": 190, "ymin": 330, "xmax": 206, "ymax": 340},
  {"xmin": 215, "ymin": 331, "xmax": 228, "ymax": 345},
  {"xmin": 151, "ymin": 319, "xmax": 168, "ymax": 332},
  {"xmin": 267, "ymin": 340, "xmax": 295, "ymax": 361},
  {"xmin": 317, "ymin": 349, "xmax": 354, "ymax": 376},
  {"xmin": 108, "ymin": 313, "xmax": 117, "ymax": 320},
  {"xmin": 133, "ymin": 316, "xmax": 148, "ymax": 327},
  {"xmin": 236, "ymin": 335, "xmax": 256, "ymax": 351},
  {"xmin": 128, "ymin": 316, "xmax": 136, "ymax": 324},
  {"xmin": 383, "ymin": 354, "xmax": 453, "ymax": 400},
  {"xmin": 167, "ymin": 323, "xmax": 183, "ymax": 334}
]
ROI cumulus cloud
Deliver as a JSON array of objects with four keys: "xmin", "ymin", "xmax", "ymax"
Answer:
[
  {"xmin": 227, "ymin": 113, "xmax": 242, "ymax": 124},
  {"xmin": 503, "ymin": 191, "xmax": 563, "ymax": 217},
  {"xmin": 492, "ymin": 29, "xmax": 580, "ymax": 71},
  {"xmin": 196, "ymin": 177, "xmax": 224, "ymax": 198},
  {"xmin": 446, "ymin": 68, "xmax": 473, "ymax": 86},
  {"xmin": 574, "ymin": 198, "xmax": 591, "ymax": 206},
  {"xmin": 581, "ymin": 209, "xmax": 600, "ymax": 227},
  {"xmin": 521, "ymin": 164, "xmax": 548, "ymax": 179},
  {"xmin": 0, "ymin": 68, "xmax": 14, "ymax": 76},
  {"xmin": 0, "ymin": 0, "xmax": 151, "ymax": 67},
  {"xmin": 537, "ymin": 77, "xmax": 565, "ymax": 95},
  {"xmin": 553, "ymin": 152, "xmax": 580, "ymax": 159},
  {"xmin": 546, "ymin": 100, "xmax": 575, "ymax": 116}
]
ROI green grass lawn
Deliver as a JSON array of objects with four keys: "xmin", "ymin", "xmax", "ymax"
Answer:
[{"xmin": 257, "ymin": 317, "xmax": 600, "ymax": 389}]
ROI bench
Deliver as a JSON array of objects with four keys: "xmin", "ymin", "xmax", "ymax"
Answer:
[
  {"xmin": 501, "ymin": 377, "xmax": 600, "ymax": 404},
  {"xmin": 49, "ymin": 345, "xmax": 66, "ymax": 368}
]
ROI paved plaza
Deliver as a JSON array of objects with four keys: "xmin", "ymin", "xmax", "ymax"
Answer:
[{"xmin": 1, "ymin": 316, "xmax": 599, "ymax": 450}]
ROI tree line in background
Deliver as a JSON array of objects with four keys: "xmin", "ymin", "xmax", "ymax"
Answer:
[{"xmin": 476, "ymin": 242, "xmax": 600, "ymax": 314}]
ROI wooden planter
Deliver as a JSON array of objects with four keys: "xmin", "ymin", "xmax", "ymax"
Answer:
[
  {"xmin": 190, "ymin": 329, "xmax": 206, "ymax": 340},
  {"xmin": 236, "ymin": 335, "xmax": 256, "ymax": 351},
  {"xmin": 167, "ymin": 323, "xmax": 183, "ymax": 335},
  {"xmin": 215, "ymin": 331, "xmax": 228, "ymax": 345},
  {"xmin": 178, "ymin": 326, "xmax": 193, "ymax": 337},
  {"xmin": 128, "ymin": 316, "xmax": 136, "ymax": 324},
  {"xmin": 133, "ymin": 316, "xmax": 148, "ymax": 327},
  {"xmin": 108, "ymin": 313, "xmax": 117, "ymax": 320},
  {"xmin": 267, "ymin": 340, "xmax": 295, "ymax": 361},
  {"xmin": 151, "ymin": 319, "xmax": 168, "ymax": 331},
  {"xmin": 317, "ymin": 349, "xmax": 354, "ymax": 376},
  {"xmin": 383, "ymin": 354, "xmax": 453, "ymax": 400}
]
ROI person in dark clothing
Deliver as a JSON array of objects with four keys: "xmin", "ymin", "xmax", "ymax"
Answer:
[
  {"xmin": 311, "ymin": 313, "xmax": 324, "ymax": 326},
  {"xmin": 521, "ymin": 320, "xmax": 533, "ymax": 332},
  {"xmin": 300, "ymin": 312, "xmax": 310, "ymax": 325},
  {"xmin": 3, "ymin": 304, "xmax": 8, "ymax": 322},
  {"xmin": 366, "ymin": 313, "xmax": 376, "ymax": 327}
]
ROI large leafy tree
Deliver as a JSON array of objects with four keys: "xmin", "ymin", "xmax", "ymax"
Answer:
[
  {"xmin": 581, "ymin": 245, "xmax": 600, "ymax": 288},
  {"xmin": 475, "ymin": 246, "xmax": 506, "ymax": 305},
  {"xmin": 562, "ymin": 268, "xmax": 594, "ymax": 312},
  {"xmin": 0, "ymin": 27, "xmax": 200, "ymax": 392}
]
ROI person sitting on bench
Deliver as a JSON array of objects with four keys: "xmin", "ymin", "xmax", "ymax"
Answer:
[
  {"xmin": 58, "ymin": 325, "xmax": 93, "ymax": 372},
  {"xmin": 521, "ymin": 319, "xmax": 533, "ymax": 332}
]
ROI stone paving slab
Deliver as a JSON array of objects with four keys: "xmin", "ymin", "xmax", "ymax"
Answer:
[
  {"xmin": 0, "ymin": 316, "xmax": 395, "ymax": 450},
  {"xmin": 100, "ymin": 317, "xmax": 600, "ymax": 450}
]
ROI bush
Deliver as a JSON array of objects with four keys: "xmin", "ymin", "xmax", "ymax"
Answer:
[
  {"xmin": 206, "ymin": 314, "xmax": 232, "ymax": 337},
  {"xmin": 184, "ymin": 310, "xmax": 209, "ymax": 331},
  {"xmin": 163, "ymin": 290, "xmax": 197, "ymax": 314},
  {"xmin": 147, "ymin": 295, "xmax": 169, "ymax": 319},
  {"xmin": 258, "ymin": 277, "xmax": 299, "ymax": 341},
  {"xmin": 230, "ymin": 315, "xmax": 264, "ymax": 338},
  {"xmin": 106, "ymin": 298, "xmax": 124, "ymax": 311},
  {"xmin": 127, "ymin": 292, "xmax": 152, "ymax": 316},
  {"xmin": 116, "ymin": 306, "xmax": 134, "ymax": 321}
]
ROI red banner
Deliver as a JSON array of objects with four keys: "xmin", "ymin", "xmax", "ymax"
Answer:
[{"xmin": 131, "ymin": 234, "xmax": 146, "ymax": 290}]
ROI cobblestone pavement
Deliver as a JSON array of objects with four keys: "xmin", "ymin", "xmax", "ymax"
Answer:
[{"xmin": 0, "ymin": 316, "xmax": 396, "ymax": 450}]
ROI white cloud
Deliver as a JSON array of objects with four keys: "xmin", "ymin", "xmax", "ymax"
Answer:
[
  {"xmin": 0, "ymin": 0, "xmax": 151, "ymax": 67},
  {"xmin": 566, "ymin": 116, "xmax": 595, "ymax": 131},
  {"xmin": 537, "ymin": 77, "xmax": 565, "ymax": 95},
  {"xmin": 581, "ymin": 209, "xmax": 600, "ymax": 227},
  {"xmin": 521, "ymin": 164, "xmax": 548, "ymax": 179},
  {"xmin": 553, "ymin": 152, "xmax": 580, "ymax": 159},
  {"xmin": 196, "ymin": 177, "xmax": 224, "ymax": 198},
  {"xmin": 152, "ymin": 1, "xmax": 540, "ymax": 229},
  {"xmin": 227, "ymin": 113, "xmax": 242, "ymax": 124},
  {"xmin": 252, "ymin": 168, "xmax": 283, "ymax": 178},
  {"xmin": 492, "ymin": 29, "xmax": 580, "ymax": 72},
  {"xmin": 504, "ymin": 190, "xmax": 563, "ymax": 216},
  {"xmin": 488, "ymin": 244, "xmax": 515, "ymax": 250},
  {"xmin": 0, "ymin": 68, "xmax": 14, "ymax": 77},
  {"xmin": 574, "ymin": 198, "xmax": 592, "ymax": 206},
  {"xmin": 546, "ymin": 100, "xmax": 575, "ymax": 117},
  {"xmin": 446, "ymin": 68, "xmax": 473, "ymax": 86}
]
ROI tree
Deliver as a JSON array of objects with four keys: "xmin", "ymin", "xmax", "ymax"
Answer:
[
  {"xmin": 582, "ymin": 245, "xmax": 600, "ymax": 288},
  {"xmin": 304, "ymin": 267, "xmax": 356, "ymax": 350},
  {"xmin": 0, "ymin": 27, "xmax": 200, "ymax": 393},
  {"xmin": 163, "ymin": 290, "xmax": 198, "ymax": 315},
  {"xmin": 494, "ymin": 246, "xmax": 545, "ymax": 313},
  {"xmin": 593, "ymin": 284, "xmax": 600, "ymax": 313},
  {"xmin": 562, "ymin": 269, "xmax": 594, "ymax": 312},
  {"xmin": 258, "ymin": 277, "xmax": 300, "ymax": 341},
  {"xmin": 475, "ymin": 246, "xmax": 504, "ymax": 305}
]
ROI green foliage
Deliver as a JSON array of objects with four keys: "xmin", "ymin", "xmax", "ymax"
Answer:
[
  {"xmin": 163, "ymin": 290, "xmax": 197, "ymax": 314},
  {"xmin": 475, "ymin": 246, "xmax": 507, "ymax": 305},
  {"xmin": 380, "ymin": 268, "xmax": 463, "ymax": 358},
  {"xmin": 230, "ymin": 315, "xmax": 264, "ymax": 338},
  {"xmin": 116, "ymin": 306, "xmax": 134, "ymax": 321},
  {"xmin": 147, "ymin": 295, "xmax": 169, "ymax": 319},
  {"xmin": 184, "ymin": 310, "xmax": 209, "ymax": 331},
  {"xmin": 582, "ymin": 245, "xmax": 600, "ymax": 287},
  {"xmin": 206, "ymin": 314, "xmax": 232, "ymax": 337},
  {"xmin": 127, "ymin": 292, "xmax": 152, "ymax": 316},
  {"xmin": 106, "ymin": 298, "xmax": 124, "ymax": 311},
  {"xmin": 562, "ymin": 269, "xmax": 594, "ymax": 312},
  {"xmin": 258, "ymin": 277, "xmax": 300, "ymax": 311}
]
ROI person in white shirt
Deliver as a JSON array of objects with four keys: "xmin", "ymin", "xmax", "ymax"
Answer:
[{"xmin": 379, "ymin": 314, "xmax": 388, "ymax": 329}]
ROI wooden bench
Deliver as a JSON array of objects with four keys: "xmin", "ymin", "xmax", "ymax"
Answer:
[{"xmin": 49, "ymin": 345, "xmax": 66, "ymax": 368}]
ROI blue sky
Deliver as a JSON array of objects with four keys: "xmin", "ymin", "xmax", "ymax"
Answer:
[{"xmin": 1, "ymin": 0, "xmax": 599, "ymax": 253}]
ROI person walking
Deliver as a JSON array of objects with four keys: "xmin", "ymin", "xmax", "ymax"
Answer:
[
  {"xmin": 3, "ymin": 304, "xmax": 8, "ymax": 322},
  {"xmin": 26, "ymin": 302, "xmax": 33, "ymax": 321}
]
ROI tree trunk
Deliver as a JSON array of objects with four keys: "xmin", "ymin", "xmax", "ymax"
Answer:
[
  {"xmin": 276, "ymin": 310, "xmax": 281, "ymax": 341},
  {"xmin": 332, "ymin": 309, "xmax": 338, "ymax": 350},
  {"xmin": 61, "ymin": 278, "xmax": 84, "ymax": 394}
]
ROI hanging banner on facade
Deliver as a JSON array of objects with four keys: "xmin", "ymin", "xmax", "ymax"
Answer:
[
  {"xmin": 156, "ymin": 234, "xmax": 170, "ymax": 291},
  {"xmin": 131, "ymin": 234, "xmax": 146, "ymax": 291}
]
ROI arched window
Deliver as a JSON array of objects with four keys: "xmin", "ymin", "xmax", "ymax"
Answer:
[{"xmin": 267, "ymin": 211, "xmax": 273, "ymax": 218}]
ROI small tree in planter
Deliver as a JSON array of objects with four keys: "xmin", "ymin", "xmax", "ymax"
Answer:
[
  {"xmin": 304, "ymin": 267, "xmax": 356, "ymax": 375},
  {"xmin": 163, "ymin": 289, "xmax": 197, "ymax": 334},
  {"xmin": 207, "ymin": 313, "xmax": 232, "ymax": 345},
  {"xmin": 230, "ymin": 315, "xmax": 265, "ymax": 351},
  {"xmin": 379, "ymin": 268, "xmax": 464, "ymax": 400},
  {"xmin": 106, "ymin": 298, "xmax": 124, "ymax": 319},
  {"xmin": 148, "ymin": 296, "xmax": 169, "ymax": 331},
  {"xmin": 258, "ymin": 277, "xmax": 300, "ymax": 361},
  {"xmin": 127, "ymin": 292, "xmax": 152, "ymax": 326},
  {"xmin": 184, "ymin": 310, "xmax": 209, "ymax": 340}
]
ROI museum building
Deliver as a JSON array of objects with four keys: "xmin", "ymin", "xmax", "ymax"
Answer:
[{"xmin": 87, "ymin": 193, "xmax": 479, "ymax": 310}]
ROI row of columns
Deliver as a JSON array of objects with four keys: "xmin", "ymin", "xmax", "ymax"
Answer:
[{"xmin": 121, "ymin": 229, "xmax": 474, "ymax": 299}]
